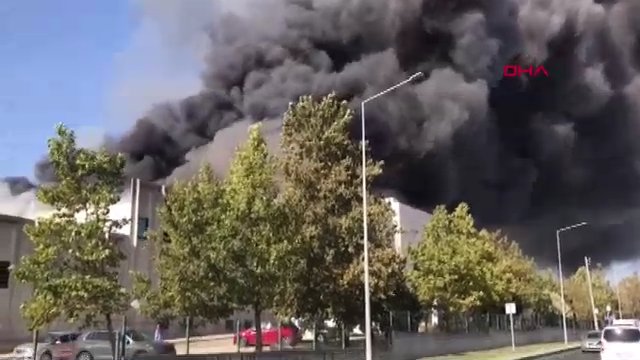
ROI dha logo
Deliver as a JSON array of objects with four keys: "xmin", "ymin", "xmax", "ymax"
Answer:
[{"xmin": 503, "ymin": 64, "xmax": 549, "ymax": 78}]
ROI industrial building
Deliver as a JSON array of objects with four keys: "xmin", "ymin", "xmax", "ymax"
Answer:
[{"xmin": 0, "ymin": 181, "xmax": 429, "ymax": 344}]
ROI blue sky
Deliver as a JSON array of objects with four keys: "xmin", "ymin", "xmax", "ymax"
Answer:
[
  {"xmin": 0, "ymin": 0, "xmax": 135, "ymax": 179},
  {"xmin": 0, "ymin": 0, "xmax": 211, "ymax": 180}
]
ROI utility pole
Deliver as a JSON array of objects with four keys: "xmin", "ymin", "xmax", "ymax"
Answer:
[{"xmin": 585, "ymin": 257, "xmax": 598, "ymax": 330}]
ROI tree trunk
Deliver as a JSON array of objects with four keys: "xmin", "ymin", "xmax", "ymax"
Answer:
[
  {"xmin": 105, "ymin": 314, "xmax": 116, "ymax": 360},
  {"xmin": 253, "ymin": 307, "xmax": 263, "ymax": 352},
  {"xmin": 32, "ymin": 329, "xmax": 39, "ymax": 360}
]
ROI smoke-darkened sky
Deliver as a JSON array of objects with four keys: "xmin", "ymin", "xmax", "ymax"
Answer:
[{"xmin": 4, "ymin": 0, "xmax": 640, "ymax": 269}]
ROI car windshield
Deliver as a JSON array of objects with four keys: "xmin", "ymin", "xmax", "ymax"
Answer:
[
  {"xmin": 126, "ymin": 330, "xmax": 147, "ymax": 342},
  {"xmin": 603, "ymin": 328, "xmax": 640, "ymax": 342},
  {"xmin": 587, "ymin": 332, "xmax": 601, "ymax": 339}
]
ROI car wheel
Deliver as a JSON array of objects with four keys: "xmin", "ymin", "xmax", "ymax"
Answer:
[
  {"xmin": 239, "ymin": 337, "xmax": 247, "ymax": 347},
  {"xmin": 40, "ymin": 352, "xmax": 52, "ymax": 360},
  {"xmin": 76, "ymin": 351, "xmax": 93, "ymax": 360}
]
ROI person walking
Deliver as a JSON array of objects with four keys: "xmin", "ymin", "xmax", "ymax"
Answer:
[{"xmin": 154, "ymin": 322, "xmax": 165, "ymax": 342}]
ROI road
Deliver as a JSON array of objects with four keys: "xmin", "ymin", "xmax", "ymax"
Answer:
[{"xmin": 546, "ymin": 350, "xmax": 599, "ymax": 360}]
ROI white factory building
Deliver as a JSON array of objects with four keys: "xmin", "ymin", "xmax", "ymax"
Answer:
[{"xmin": 0, "ymin": 180, "xmax": 430, "ymax": 344}]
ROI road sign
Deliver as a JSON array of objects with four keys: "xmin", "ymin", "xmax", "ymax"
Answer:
[{"xmin": 504, "ymin": 302, "xmax": 517, "ymax": 351}]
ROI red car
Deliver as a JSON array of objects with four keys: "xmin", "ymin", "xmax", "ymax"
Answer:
[{"xmin": 233, "ymin": 325, "xmax": 299, "ymax": 347}]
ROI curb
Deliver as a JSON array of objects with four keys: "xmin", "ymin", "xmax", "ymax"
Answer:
[{"xmin": 514, "ymin": 346, "xmax": 580, "ymax": 360}]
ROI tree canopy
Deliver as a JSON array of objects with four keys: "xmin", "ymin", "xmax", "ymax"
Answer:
[
  {"xmin": 619, "ymin": 273, "xmax": 640, "ymax": 318},
  {"xmin": 276, "ymin": 94, "xmax": 406, "ymax": 328},
  {"xmin": 565, "ymin": 264, "xmax": 615, "ymax": 322},
  {"xmin": 222, "ymin": 123, "xmax": 290, "ymax": 351},
  {"xmin": 408, "ymin": 204, "xmax": 501, "ymax": 315},
  {"xmin": 408, "ymin": 203, "xmax": 555, "ymax": 317},
  {"xmin": 132, "ymin": 165, "xmax": 234, "ymax": 325},
  {"xmin": 13, "ymin": 124, "xmax": 128, "ymax": 355}
]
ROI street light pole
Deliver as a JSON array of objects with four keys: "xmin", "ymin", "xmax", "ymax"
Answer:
[
  {"xmin": 556, "ymin": 222, "xmax": 587, "ymax": 345},
  {"xmin": 361, "ymin": 72, "xmax": 423, "ymax": 360}
]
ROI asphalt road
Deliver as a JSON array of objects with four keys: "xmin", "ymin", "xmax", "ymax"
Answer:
[{"xmin": 548, "ymin": 350, "xmax": 599, "ymax": 360}]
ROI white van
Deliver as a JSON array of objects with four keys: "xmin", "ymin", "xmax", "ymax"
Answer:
[
  {"xmin": 612, "ymin": 319, "xmax": 640, "ymax": 327},
  {"xmin": 600, "ymin": 325, "xmax": 640, "ymax": 360}
]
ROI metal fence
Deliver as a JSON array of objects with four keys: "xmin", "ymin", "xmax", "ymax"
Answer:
[{"xmin": 383, "ymin": 311, "xmax": 572, "ymax": 334}]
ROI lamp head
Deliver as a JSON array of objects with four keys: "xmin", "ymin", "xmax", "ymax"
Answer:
[{"xmin": 409, "ymin": 72, "xmax": 424, "ymax": 82}]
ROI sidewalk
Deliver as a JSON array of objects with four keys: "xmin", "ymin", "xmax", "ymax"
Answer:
[{"xmin": 420, "ymin": 342, "xmax": 580, "ymax": 360}]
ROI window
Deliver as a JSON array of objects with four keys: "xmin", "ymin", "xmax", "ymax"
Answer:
[
  {"xmin": 587, "ymin": 331, "xmax": 601, "ymax": 339},
  {"xmin": 87, "ymin": 332, "xmax": 112, "ymax": 341},
  {"xmin": 0, "ymin": 261, "xmax": 10, "ymax": 288},
  {"xmin": 126, "ymin": 330, "xmax": 146, "ymax": 342},
  {"xmin": 603, "ymin": 328, "xmax": 640, "ymax": 342}
]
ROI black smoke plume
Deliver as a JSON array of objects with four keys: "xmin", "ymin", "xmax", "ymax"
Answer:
[{"xmin": 24, "ymin": 0, "xmax": 640, "ymax": 269}]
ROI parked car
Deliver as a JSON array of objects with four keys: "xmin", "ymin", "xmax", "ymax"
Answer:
[
  {"xmin": 580, "ymin": 330, "xmax": 601, "ymax": 353},
  {"xmin": 12, "ymin": 331, "xmax": 80, "ymax": 360},
  {"xmin": 233, "ymin": 324, "xmax": 300, "ymax": 347},
  {"xmin": 70, "ymin": 329, "xmax": 175, "ymax": 360}
]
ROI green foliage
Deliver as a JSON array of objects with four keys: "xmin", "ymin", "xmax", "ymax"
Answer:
[
  {"xmin": 565, "ymin": 264, "xmax": 615, "ymax": 321},
  {"xmin": 277, "ymin": 93, "xmax": 405, "ymax": 327},
  {"xmin": 408, "ymin": 204, "xmax": 501, "ymax": 314},
  {"xmin": 619, "ymin": 273, "xmax": 640, "ymax": 317},
  {"xmin": 132, "ymin": 166, "xmax": 234, "ymax": 324},
  {"xmin": 408, "ymin": 203, "xmax": 555, "ymax": 316},
  {"xmin": 492, "ymin": 236, "xmax": 554, "ymax": 313},
  {"xmin": 13, "ymin": 124, "xmax": 128, "ymax": 335},
  {"xmin": 223, "ymin": 124, "xmax": 289, "ymax": 351}
]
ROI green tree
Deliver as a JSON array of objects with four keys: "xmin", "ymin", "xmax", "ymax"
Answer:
[
  {"xmin": 618, "ymin": 273, "xmax": 640, "ymax": 317},
  {"xmin": 493, "ymin": 237, "xmax": 554, "ymax": 314},
  {"xmin": 223, "ymin": 124, "xmax": 289, "ymax": 352},
  {"xmin": 565, "ymin": 264, "xmax": 615, "ymax": 323},
  {"xmin": 13, "ymin": 124, "xmax": 128, "ymax": 356},
  {"xmin": 277, "ymin": 94, "xmax": 406, "ymax": 334},
  {"xmin": 131, "ymin": 166, "xmax": 235, "ymax": 350},
  {"xmin": 408, "ymin": 203, "xmax": 503, "ymax": 323}
]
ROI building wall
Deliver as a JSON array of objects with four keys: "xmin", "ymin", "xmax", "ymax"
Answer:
[
  {"xmin": 0, "ymin": 214, "xmax": 34, "ymax": 343},
  {"xmin": 385, "ymin": 197, "xmax": 431, "ymax": 256},
  {"xmin": 0, "ymin": 180, "xmax": 264, "ymax": 346}
]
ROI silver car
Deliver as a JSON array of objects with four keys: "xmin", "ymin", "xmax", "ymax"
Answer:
[
  {"xmin": 71, "ymin": 330, "xmax": 175, "ymax": 360},
  {"xmin": 12, "ymin": 331, "xmax": 80, "ymax": 360},
  {"xmin": 581, "ymin": 330, "xmax": 601, "ymax": 353}
]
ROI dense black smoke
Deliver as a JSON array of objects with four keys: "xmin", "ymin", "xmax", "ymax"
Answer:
[
  {"xmin": 1, "ymin": 177, "xmax": 36, "ymax": 195},
  {"xmin": 24, "ymin": 0, "xmax": 640, "ymax": 268}
]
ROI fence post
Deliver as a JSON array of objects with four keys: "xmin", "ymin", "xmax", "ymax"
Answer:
[
  {"xmin": 278, "ymin": 319, "xmax": 282, "ymax": 351},
  {"xmin": 407, "ymin": 311, "xmax": 411, "ymax": 332},
  {"xmin": 389, "ymin": 310, "xmax": 393, "ymax": 345},
  {"xmin": 312, "ymin": 323, "xmax": 317, "ymax": 351},
  {"xmin": 236, "ymin": 319, "xmax": 241, "ymax": 352}
]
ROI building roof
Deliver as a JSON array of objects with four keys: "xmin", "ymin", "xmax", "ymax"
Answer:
[{"xmin": 0, "ymin": 213, "xmax": 32, "ymax": 225}]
